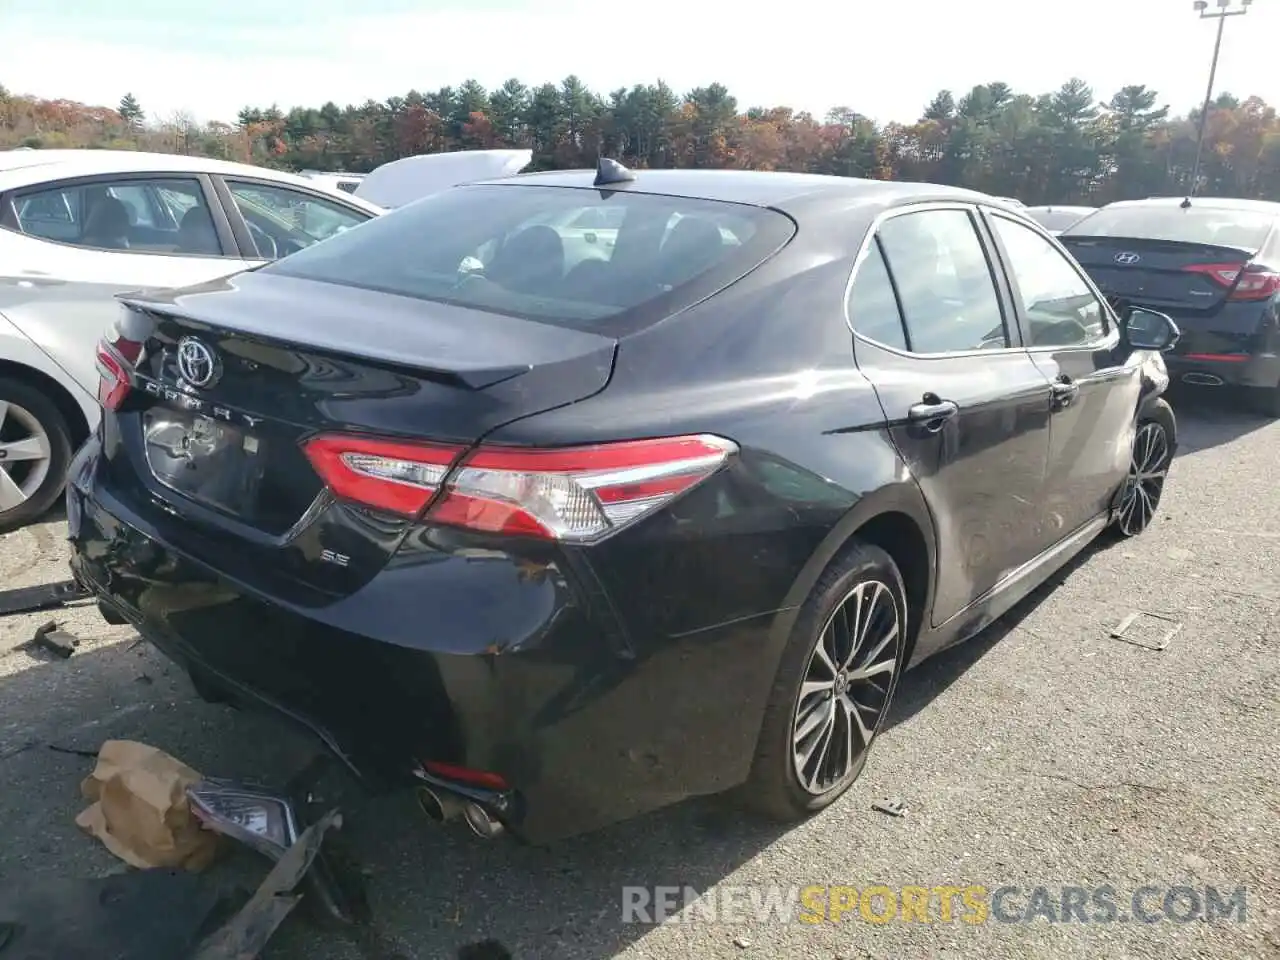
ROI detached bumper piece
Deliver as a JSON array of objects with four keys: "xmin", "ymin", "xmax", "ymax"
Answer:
[
  {"xmin": 193, "ymin": 808, "xmax": 345, "ymax": 960},
  {"xmin": 188, "ymin": 774, "xmax": 368, "ymax": 929},
  {"xmin": 0, "ymin": 580, "xmax": 90, "ymax": 618}
]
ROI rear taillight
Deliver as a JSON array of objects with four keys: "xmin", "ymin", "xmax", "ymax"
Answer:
[
  {"xmin": 302, "ymin": 433, "xmax": 738, "ymax": 541},
  {"xmin": 1182, "ymin": 262, "xmax": 1280, "ymax": 302},
  {"xmin": 95, "ymin": 340, "xmax": 131, "ymax": 411},
  {"xmin": 1231, "ymin": 265, "xmax": 1280, "ymax": 301},
  {"xmin": 95, "ymin": 305, "xmax": 148, "ymax": 412},
  {"xmin": 302, "ymin": 434, "xmax": 460, "ymax": 517}
]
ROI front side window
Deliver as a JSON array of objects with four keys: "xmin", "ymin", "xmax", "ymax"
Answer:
[
  {"xmin": 11, "ymin": 177, "xmax": 220, "ymax": 255},
  {"xmin": 225, "ymin": 180, "xmax": 370, "ymax": 260},
  {"xmin": 263, "ymin": 184, "xmax": 795, "ymax": 333},
  {"xmin": 876, "ymin": 209, "xmax": 1008, "ymax": 354},
  {"xmin": 990, "ymin": 215, "xmax": 1107, "ymax": 348}
]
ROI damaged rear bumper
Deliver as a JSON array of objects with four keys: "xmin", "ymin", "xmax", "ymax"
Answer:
[{"xmin": 65, "ymin": 440, "xmax": 773, "ymax": 843}]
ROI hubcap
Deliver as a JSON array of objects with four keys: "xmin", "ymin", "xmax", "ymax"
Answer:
[
  {"xmin": 1117, "ymin": 421, "xmax": 1170, "ymax": 536},
  {"xmin": 791, "ymin": 579, "xmax": 902, "ymax": 795},
  {"xmin": 0, "ymin": 400, "xmax": 52, "ymax": 513}
]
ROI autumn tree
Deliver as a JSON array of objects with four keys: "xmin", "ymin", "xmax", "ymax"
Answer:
[{"xmin": 2, "ymin": 75, "xmax": 1278, "ymax": 203}]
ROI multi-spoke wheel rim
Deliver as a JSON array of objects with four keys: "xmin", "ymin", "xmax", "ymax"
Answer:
[
  {"xmin": 1117, "ymin": 421, "xmax": 1170, "ymax": 536},
  {"xmin": 791, "ymin": 579, "xmax": 902, "ymax": 795},
  {"xmin": 0, "ymin": 401, "xmax": 52, "ymax": 513}
]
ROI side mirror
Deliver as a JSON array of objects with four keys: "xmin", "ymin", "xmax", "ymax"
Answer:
[{"xmin": 1123, "ymin": 307, "xmax": 1179, "ymax": 352}]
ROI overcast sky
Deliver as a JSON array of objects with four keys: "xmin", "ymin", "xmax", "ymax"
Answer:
[{"xmin": 4, "ymin": 0, "xmax": 1277, "ymax": 125}]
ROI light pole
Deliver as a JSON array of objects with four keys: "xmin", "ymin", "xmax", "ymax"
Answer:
[{"xmin": 1188, "ymin": 0, "xmax": 1252, "ymax": 196}]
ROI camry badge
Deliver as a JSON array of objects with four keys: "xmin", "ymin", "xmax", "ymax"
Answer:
[
  {"xmin": 176, "ymin": 337, "xmax": 222, "ymax": 389},
  {"xmin": 1113, "ymin": 251, "xmax": 1141, "ymax": 265}
]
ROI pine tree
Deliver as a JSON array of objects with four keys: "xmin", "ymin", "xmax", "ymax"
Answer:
[{"xmin": 118, "ymin": 93, "xmax": 144, "ymax": 130}]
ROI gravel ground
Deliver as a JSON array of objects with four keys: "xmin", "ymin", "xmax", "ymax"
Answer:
[{"xmin": 0, "ymin": 390, "xmax": 1277, "ymax": 960}]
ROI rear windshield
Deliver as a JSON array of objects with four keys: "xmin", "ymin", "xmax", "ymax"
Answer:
[
  {"xmin": 263, "ymin": 184, "xmax": 795, "ymax": 332},
  {"xmin": 1063, "ymin": 205, "xmax": 1275, "ymax": 251},
  {"xmin": 1029, "ymin": 209, "xmax": 1093, "ymax": 232}
]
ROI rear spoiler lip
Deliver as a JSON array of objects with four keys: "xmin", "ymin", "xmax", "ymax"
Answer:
[{"xmin": 114, "ymin": 293, "xmax": 536, "ymax": 391}]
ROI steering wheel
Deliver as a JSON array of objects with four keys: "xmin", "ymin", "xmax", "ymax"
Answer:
[{"xmin": 246, "ymin": 221, "xmax": 279, "ymax": 260}]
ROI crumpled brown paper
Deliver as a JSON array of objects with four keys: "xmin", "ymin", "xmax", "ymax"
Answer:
[{"xmin": 75, "ymin": 739, "xmax": 219, "ymax": 871}]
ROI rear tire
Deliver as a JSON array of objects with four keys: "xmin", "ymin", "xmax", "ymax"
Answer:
[
  {"xmin": 1246, "ymin": 383, "xmax": 1280, "ymax": 418},
  {"xmin": 0, "ymin": 379, "xmax": 73, "ymax": 533},
  {"xmin": 741, "ymin": 541, "xmax": 907, "ymax": 822}
]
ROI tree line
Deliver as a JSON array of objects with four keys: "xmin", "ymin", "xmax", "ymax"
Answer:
[{"xmin": 2, "ymin": 76, "xmax": 1279, "ymax": 205}]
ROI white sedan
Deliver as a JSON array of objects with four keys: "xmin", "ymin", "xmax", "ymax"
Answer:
[{"xmin": 0, "ymin": 149, "xmax": 384, "ymax": 529}]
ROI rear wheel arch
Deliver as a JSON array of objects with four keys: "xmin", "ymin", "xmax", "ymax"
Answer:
[
  {"xmin": 0, "ymin": 360, "xmax": 92, "ymax": 451},
  {"xmin": 773, "ymin": 482, "xmax": 936, "ymax": 667},
  {"xmin": 851, "ymin": 511, "xmax": 931, "ymax": 666}
]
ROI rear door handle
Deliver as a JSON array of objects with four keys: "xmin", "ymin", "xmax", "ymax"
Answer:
[
  {"xmin": 1050, "ymin": 376, "xmax": 1079, "ymax": 410},
  {"xmin": 907, "ymin": 395, "xmax": 959, "ymax": 433}
]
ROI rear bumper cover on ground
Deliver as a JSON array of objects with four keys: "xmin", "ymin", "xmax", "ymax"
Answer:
[{"xmin": 65, "ymin": 439, "xmax": 780, "ymax": 843}]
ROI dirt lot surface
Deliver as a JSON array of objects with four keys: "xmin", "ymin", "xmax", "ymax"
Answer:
[{"xmin": 1, "ymin": 392, "xmax": 1277, "ymax": 959}]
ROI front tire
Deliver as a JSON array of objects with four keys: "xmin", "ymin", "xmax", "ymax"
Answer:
[
  {"xmin": 0, "ymin": 379, "xmax": 73, "ymax": 533},
  {"xmin": 1113, "ymin": 399, "xmax": 1175, "ymax": 538},
  {"xmin": 742, "ymin": 541, "xmax": 907, "ymax": 822}
]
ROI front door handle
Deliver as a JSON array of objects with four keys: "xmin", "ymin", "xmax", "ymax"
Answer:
[
  {"xmin": 907, "ymin": 394, "xmax": 959, "ymax": 433},
  {"xmin": 1050, "ymin": 376, "xmax": 1079, "ymax": 410}
]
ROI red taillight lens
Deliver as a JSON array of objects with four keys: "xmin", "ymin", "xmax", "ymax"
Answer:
[
  {"xmin": 303, "ymin": 433, "xmax": 738, "ymax": 540},
  {"xmin": 95, "ymin": 340, "xmax": 131, "ymax": 411},
  {"xmin": 302, "ymin": 434, "xmax": 463, "ymax": 517},
  {"xmin": 1182, "ymin": 262, "xmax": 1280, "ymax": 301},
  {"xmin": 1181, "ymin": 262, "xmax": 1243, "ymax": 287},
  {"xmin": 1230, "ymin": 264, "xmax": 1280, "ymax": 301}
]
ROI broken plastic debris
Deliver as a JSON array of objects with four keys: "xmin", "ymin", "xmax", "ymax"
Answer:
[
  {"xmin": 187, "ymin": 779, "xmax": 299, "ymax": 860},
  {"xmin": 30, "ymin": 620, "xmax": 78, "ymax": 659},
  {"xmin": 871, "ymin": 798, "xmax": 907, "ymax": 817},
  {"xmin": 75, "ymin": 740, "xmax": 219, "ymax": 871},
  {"xmin": 192, "ymin": 808, "xmax": 342, "ymax": 960},
  {"xmin": 1110, "ymin": 610, "xmax": 1182, "ymax": 651}
]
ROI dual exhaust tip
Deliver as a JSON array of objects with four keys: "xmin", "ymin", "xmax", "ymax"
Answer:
[{"xmin": 415, "ymin": 786, "xmax": 505, "ymax": 840}]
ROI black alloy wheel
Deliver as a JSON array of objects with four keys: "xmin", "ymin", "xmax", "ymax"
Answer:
[
  {"xmin": 743, "ymin": 541, "xmax": 907, "ymax": 820},
  {"xmin": 1115, "ymin": 404, "xmax": 1174, "ymax": 537}
]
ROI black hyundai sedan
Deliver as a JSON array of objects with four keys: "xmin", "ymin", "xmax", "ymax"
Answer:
[
  {"xmin": 69, "ymin": 164, "xmax": 1179, "ymax": 844},
  {"xmin": 1059, "ymin": 197, "xmax": 1280, "ymax": 416}
]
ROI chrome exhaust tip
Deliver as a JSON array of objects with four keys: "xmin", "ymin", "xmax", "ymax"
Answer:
[
  {"xmin": 1182, "ymin": 371, "xmax": 1224, "ymax": 386},
  {"xmin": 462, "ymin": 801, "xmax": 505, "ymax": 840},
  {"xmin": 416, "ymin": 786, "xmax": 462, "ymax": 823}
]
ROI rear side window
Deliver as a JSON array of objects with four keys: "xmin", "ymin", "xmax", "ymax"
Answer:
[
  {"xmin": 847, "ymin": 240, "xmax": 908, "ymax": 350},
  {"xmin": 1064, "ymin": 206, "xmax": 1275, "ymax": 251},
  {"xmin": 11, "ymin": 177, "xmax": 221, "ymax": 255},
  {"xmin": 263, "ymin": 184, "xmax": 795, "ymax": 332}
]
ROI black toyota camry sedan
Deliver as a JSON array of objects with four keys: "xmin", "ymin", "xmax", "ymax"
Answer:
[{"xmin": 68, "ymin": 164, "xmax": 1180, "ymax": 844}]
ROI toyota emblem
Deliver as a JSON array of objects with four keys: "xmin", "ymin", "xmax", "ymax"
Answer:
[
  {"xmin": 1113, "ymin": 251, "xmax": 1141, "ymax": 265},
  {"xmin": 176, "ymin": 337, "xmax": 221, "ymax": 389}
]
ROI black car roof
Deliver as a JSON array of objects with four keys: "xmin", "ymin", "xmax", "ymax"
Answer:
[{"xmin": 476, "ymin": 168, "xmax": 993, "ymax": 213}]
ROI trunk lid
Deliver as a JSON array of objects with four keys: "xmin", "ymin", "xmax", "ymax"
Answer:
[
  {"xmin": 103, "ymin": 271, "xmax": 615, "ymax": 596},
  {"xmin": 1060, "ymin": 236, "xmax": 1259, "ymax": 318}
]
